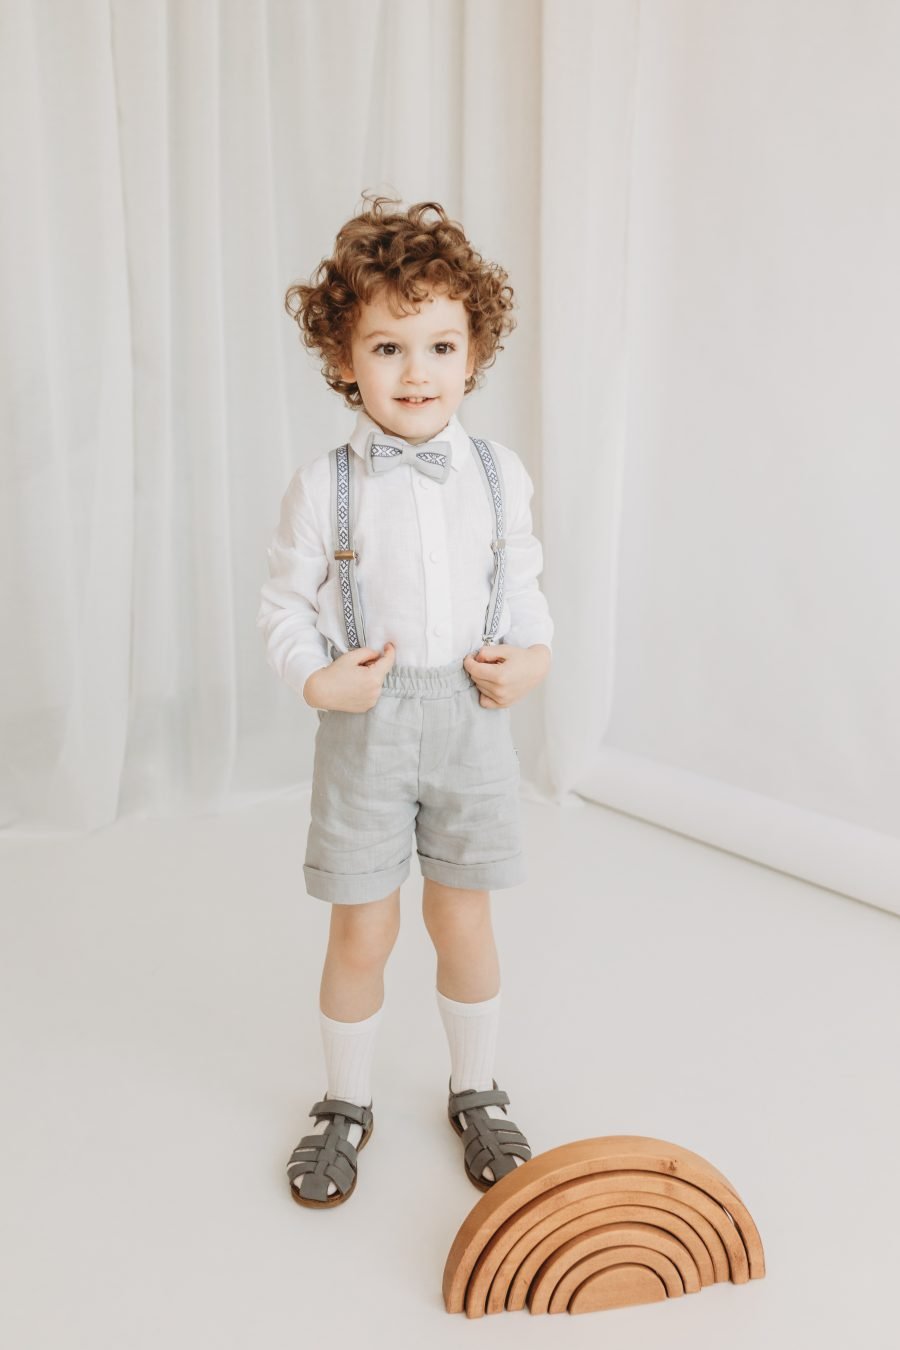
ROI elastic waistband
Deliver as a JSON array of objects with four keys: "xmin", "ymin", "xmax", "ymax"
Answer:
[{"xmin": 380, "ymin": 657, "xmax": 476, "ymax": 698}]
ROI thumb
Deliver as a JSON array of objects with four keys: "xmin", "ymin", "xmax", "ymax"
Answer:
[
  {"xmin": 348, "ymin": 646, "xmax": 381, "ymax": 664},
  {"xmin": 363, "ymin": 641, "xmax": 395, "ymax": 671}
]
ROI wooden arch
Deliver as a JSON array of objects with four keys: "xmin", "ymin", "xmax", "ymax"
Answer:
[{"xmin": 443, "ymin": 1135, "xmax": 765, "ymax": 1318}]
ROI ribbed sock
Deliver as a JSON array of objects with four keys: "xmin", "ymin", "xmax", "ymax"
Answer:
[
  {"xmin": 435, "ymin": 988, "xmax": 501, "ymax": 1093},
  {"xmin": 319, "ymin": 1004, "xmax": 383, "ymax": 1106}
]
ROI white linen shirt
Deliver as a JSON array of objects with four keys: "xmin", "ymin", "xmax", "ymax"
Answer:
[{"xmin": 257, "ymin": 407, "xmax": 553, "ymax": 699}]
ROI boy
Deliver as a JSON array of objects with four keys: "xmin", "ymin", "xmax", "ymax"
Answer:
[{"xmin": 258, "ymin": 196, "xmax": 553, "ymax": 1207}]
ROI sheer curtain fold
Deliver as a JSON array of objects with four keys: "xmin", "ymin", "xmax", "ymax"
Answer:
[
  {"xmin": 538, "ymin": 0, "xmax": 641, "ymax": 803},
  {"xmin": 0, "ymin": 0, "xmax": 548, "ymax": 831},
  {"xmin": 1, "ymin": 0, "xmax": 133, "ymax": 831}
]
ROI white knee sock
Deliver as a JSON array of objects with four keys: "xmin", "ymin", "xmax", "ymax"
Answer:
[
  {"xmin": 298, "ymin": 1004, "xmax": 383, "ymax": 1198},
  {"xmin": 436, "ymin": 988, "xmax": 524, "ymax": 1183},
  {"xmin": 319, "ymin": 1004, "xmax": 383, "ymax": 1107},
  {"xmin": 436, "ymin": 988, "xmax": 501, "ymax": 1093}
]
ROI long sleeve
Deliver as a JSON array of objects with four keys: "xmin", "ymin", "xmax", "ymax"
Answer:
[
  {"xmin": 501, "ymin": 460, "xmax": 554, "ymax": 653},
  {"xmin": 256, "ymin": 466, "xmax": 332, "ymax": 699}
]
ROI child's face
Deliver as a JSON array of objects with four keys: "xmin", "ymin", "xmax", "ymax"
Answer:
[{"xmin": 339, "ymin": 286, "xmax": 476, "ymax": 444}]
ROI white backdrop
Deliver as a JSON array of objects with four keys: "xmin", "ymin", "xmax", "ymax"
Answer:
[
  {"xmin": 572, "ymin": 0, "xmax": 900, "ymax": 912},
  {"xmin": 1, "ymin": 1, "xmax": 897, "ymax": 912}
]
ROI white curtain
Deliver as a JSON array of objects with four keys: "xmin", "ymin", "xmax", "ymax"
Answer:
[
  {"xmin": 3, "ymin": 1, "xmax": 898, "ymax": 914},
  {"xmin": 0, "ymin": 0, "xmax": 550, "ymax": 829}
]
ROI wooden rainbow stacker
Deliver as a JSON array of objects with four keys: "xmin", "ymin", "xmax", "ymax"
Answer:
[{"xmin": 443, "ymin": 1135, "xmax": 765, "ymax": 1318}]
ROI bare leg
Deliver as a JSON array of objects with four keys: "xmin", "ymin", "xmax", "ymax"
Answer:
[
  {"xmin": 421, "ymin": 877, "xmax": 499, "ymax": 1000},
  {"xmin": 319, "ymin": 887, "xmax": 401, "ymax": 1020}
]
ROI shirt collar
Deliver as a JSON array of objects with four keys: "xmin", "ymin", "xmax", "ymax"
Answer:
[{"xmin": 348, "ymin": 407, "xmax": 471, "ymax": 474}]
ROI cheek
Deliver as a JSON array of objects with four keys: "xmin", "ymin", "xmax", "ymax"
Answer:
[
  {"xmin": 352, "ymin": 357, "xmax": 381, "ymax": 391},
  {"xmin": 364, "ymin": 366, "xmax": 394, "ymax": 398}
]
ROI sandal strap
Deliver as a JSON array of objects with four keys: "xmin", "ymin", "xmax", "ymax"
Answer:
[
  {"xmin": 463, "ymin": 1126, "xmax": 531, "ymax": 1162},
  {"xmin": 465, "ymin": 1140, "xmax": 531, "ymax": 1181},
  {"xmin": 287, "ymin": 1151, "xmax": 355, "ymax": 1196},
  {"xmin": 309, "ymin": 1098, "xmax": 373, "ymax": 1129},
  {"xmin": 293, "ymin": 1133, "xmax": 360, "ymax": 1161},
  {"xmin": 460, "ymin": 1116, "xmax": 529, "ymax": 1145},
  {"xmin": 448, "ymin": 1085, "xmax": 510, "ymax": 1116}
]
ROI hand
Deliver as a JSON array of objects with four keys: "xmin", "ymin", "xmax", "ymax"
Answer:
[
  {"xmin": 462, "ymin": 643, "xmax": 551, "ymax": 709},
  {"xmin": 303, "ymin": 642, "xmax": 397, "ymax": 712}
]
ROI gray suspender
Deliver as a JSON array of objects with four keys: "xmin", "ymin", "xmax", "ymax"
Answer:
[
  {"xmin": 329, "ymin": 435, "xmax": 506, "ymax": 654},
  {"xmin": 330, "ymin": 444, "xmax": 367, "ymax": 650},
  {"xmin": 468, "ymin": 437, "xmax": 507, "ymax": 646}
]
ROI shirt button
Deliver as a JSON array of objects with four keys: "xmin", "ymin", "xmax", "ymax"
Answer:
[
  {"xmin": 429, "ymin": 551, "xmax": 439, "ymax": 563},
  {"xmin": 432, "ymin": 624, "xmax": 443, "ymax": 636},
  {"xmin": 418, "ymin": 478, "xmax": 430, "ymax": 491}
]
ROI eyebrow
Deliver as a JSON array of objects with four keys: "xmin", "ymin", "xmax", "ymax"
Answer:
[{"xmin": 360, "ymin": 328, "xmax": 466, "ymax": 341}]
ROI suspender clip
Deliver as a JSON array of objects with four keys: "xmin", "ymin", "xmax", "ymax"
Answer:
[
  {"xmin": 490, "ymin": 538, "xmax": 506, "ymax": 553},
  {"xmin": 334, "ymin": 549, "xmax": 358, "ymax": 561}
]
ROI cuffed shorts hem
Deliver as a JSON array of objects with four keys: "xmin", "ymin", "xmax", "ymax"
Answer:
[
  {"xmin": 303, "ymin": 857, "xmax": 411, "ymax": 905},
  {"xmin": 417, "ymin": 851, "xmax": 527, "ymax": 890}
]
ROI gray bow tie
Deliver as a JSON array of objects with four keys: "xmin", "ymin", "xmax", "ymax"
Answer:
[{"xmin": 365, "ymin": 431, "xmax": 452, "ymax": 484}]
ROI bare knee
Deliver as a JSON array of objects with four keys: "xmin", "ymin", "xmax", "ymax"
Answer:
[
  {"xmin": 328, "ymin": 888, "xmax": 401, "ymax": 971},
  {"xmin": 422, "ymin": 883, "xmax": 491, "ymax": 952}
]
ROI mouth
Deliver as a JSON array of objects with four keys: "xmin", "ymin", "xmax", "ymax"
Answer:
[{"xmin": 395, "ymin": 396, "xmax": 436, "ymax": 406}]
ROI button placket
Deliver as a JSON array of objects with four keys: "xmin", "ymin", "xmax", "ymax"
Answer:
[{"xmin": 412, "ymin": 473, "xmax": 453, "ymax": 664}]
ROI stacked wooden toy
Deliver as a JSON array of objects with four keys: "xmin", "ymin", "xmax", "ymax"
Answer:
[{"xmin": 443, "ymin": 1136, "xmax": 765, "ymax": 1317}]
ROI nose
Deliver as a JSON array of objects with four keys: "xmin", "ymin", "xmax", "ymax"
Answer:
[{"xmin": 402, "ymin": 350, "xmax": 429, "ymax": 384}]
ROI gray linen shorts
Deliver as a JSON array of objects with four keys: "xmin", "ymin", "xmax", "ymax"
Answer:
[{"xmin": 303, "ymin": 657, "xmax": 525, "ymax": 904}]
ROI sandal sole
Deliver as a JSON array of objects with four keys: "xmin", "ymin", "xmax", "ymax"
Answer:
[{"xmin": 289, "ymin": 1116, "xmax": 374, "ymax": 1209}]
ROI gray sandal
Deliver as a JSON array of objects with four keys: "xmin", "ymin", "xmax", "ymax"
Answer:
[
  {"xmin": 286, "ymin": 1096, "xmax": 374, "ymax": 1208},
  {"xmin": 447, "ymin": 1078, "xmax": 532, "ymax": 1191}
]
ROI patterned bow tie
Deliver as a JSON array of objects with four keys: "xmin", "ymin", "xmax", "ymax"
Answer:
[{"xmin": 365, "ymin": 431, "xmax": 452, "ymax": 484}]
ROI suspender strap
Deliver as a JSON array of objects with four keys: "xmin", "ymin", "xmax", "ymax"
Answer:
[
  {"xmin": 468, "ymin": 437, "xmax": 507, "ymax": 646},
  {"xmin": 330, "ymin": 444, "xmax": 367, "ymax": 650}
]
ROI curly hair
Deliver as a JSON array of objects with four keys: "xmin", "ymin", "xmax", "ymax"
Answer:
[{"xmin": 284, "ymin": 192, "xmax": 516, "ymax": 408}]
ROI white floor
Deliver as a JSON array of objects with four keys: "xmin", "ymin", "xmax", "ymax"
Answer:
[{"xmin": 2, "ymin": 792, "xmax": 898, "ymax": 1349}]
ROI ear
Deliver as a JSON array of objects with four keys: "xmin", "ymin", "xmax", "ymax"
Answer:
[{"xmin": 339, "ymin": 360, "xmax": 355, "ymax": 382}]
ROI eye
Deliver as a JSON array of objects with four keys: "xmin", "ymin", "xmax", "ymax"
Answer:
[
  {"xmin": 373, "ymin": 342, "xmax": 398, "ymax": 356},
  {"xmin": 435, "ymin": 342, "xmax": 457, "ymax": 355}
]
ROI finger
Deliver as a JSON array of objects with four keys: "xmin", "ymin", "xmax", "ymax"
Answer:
[
  {"xmin": 473, "ymin": 665, "xmax": 502, "ymax": 687},
  {"xmin": 371, "ymin": 641, "xmax": 396, "ymax": 670},
  {"xmin": 480, "ymin": 692, "xmax": 502, "ymax": 708},
  {"xmin": 465, "ymin": 652, "xmax": 494, "ymax": 676}
]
